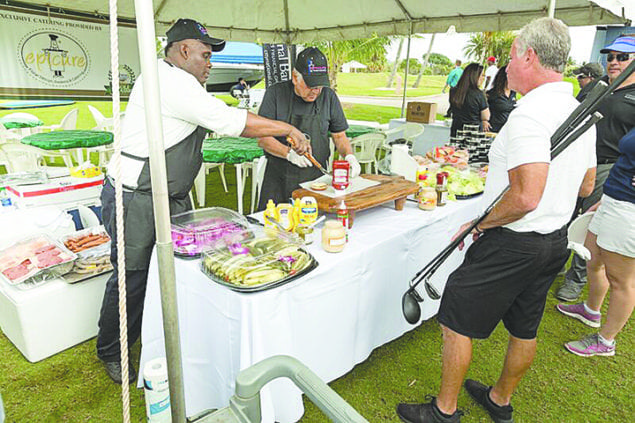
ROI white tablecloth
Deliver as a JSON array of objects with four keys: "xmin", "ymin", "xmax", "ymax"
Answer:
[{"xmin": 140, "ymin": 198, "xmax": 481, "ymax": 422}]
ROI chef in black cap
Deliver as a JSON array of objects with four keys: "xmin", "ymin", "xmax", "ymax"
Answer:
[
  {"xmin": 97, "ymin": 18, "xmax": 309, "ymax": 384},
  {"xmin": 257, "ymin": 47, "xmax": 361, "ymax": 208}
]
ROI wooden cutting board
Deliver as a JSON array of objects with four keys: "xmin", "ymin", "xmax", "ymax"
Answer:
[{"xmin": 292, "ymin": 174, "xmax": 419, "ymax": 227}]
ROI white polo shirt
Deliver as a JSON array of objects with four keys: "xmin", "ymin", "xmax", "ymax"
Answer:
[
  {"xmin": 482, "ymin": 81, "xmax": 596, "ymax": 234},
  {"xmin": 107, "ymin": 59, "xmax": 248, "ymax": 188},
  {"xmin": 485, "ymin": 65, "xmax": 498, "ymax": 91}
]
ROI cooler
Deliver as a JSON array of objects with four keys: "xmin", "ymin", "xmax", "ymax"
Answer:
[
  {"xmin": 5, "ymin": 175, "xmax": 103, "ymax": 209},
  {"xmin": 0, "ymin": 274, "xmax": 108, "ymax": 362},
  {"xmin": 0, "ymin": 206, "xmax": 108, "ymax": 362}
]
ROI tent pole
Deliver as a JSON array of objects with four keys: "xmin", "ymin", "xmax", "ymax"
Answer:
[
  {"xmin": 548, "ymin": 0, "xmax": 556, "ymax": 17},
  {"xmin": 133, "ymin": 0, "xmax": 186, "ymax": 421},
  {"xmin": 400, "ymin": 21, "xmax": 412, "ymax": 118}
]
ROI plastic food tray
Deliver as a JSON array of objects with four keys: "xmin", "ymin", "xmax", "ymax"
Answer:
[
  {"xmin": 60, "ymin": 226, "xmax": 111, "ymax": 259},
  {"xmin": 0, "ymin": 234, "xmax": 76, "ymax": 286},
  {"xmin": 171, "ymin": 208, "xmax": 252, "ymax": 259},
  {"xmin": 200, "ymin": 228, "xmax": 318, "ymax": 293},
  {"xmin": 59, "ymin": 226, "xmax": 112, "ymax": 284}
]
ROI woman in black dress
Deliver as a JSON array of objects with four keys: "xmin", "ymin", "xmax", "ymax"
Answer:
[
  {"xmin": 486, "ymin": 65, "xmax": 517, "ymax": 133},
  {"xmin": 448, "ymin": 63, "xmax": 490, "ymax": 137}
]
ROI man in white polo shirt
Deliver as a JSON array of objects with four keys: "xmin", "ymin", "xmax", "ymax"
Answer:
[
  {"xmin": 396, "ymin": 18, "xmax": 596, "ymax": 423},
  {"xmin": 484, "ymin": 56, "xmax": 498, "ymax": 91},
  {"xmin": 97, "ymin": 18, "xmax": 309, "ymax": 384}
]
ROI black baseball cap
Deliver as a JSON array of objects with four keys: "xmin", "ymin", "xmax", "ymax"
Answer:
[
  {"xmin": 166, "ymin": 18, "xmax": 226, "ymax": 52},
  {"xmin": 572, "ymin": 63, "xmax": 603, "ymax": 79},
  {"xmin": 294, "ymin": 47, "xmax": 330, "ymax": 88}
]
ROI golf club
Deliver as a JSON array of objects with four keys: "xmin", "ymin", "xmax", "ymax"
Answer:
[{"xmin": 402, "ymin": 60, "xmax": 635, "ymax": 325}]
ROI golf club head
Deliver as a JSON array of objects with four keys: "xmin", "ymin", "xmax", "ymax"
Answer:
[
  {"xmin": 424, "ymin": 280, "xmax": 441, "ymax": 300},
  {"xmin": 567, "ymin": 241, "xmax": 592, "ymax": 261},
  {"xmin": 402, "ymin": 290, "xmax": 422, "ymax": 324}
]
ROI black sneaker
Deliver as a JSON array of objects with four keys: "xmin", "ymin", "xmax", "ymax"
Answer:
[
  {"xmin": 396, "ymin": 396, "xmax": 463, "ymax": 423},
  {"xmin": 102, "ymin": 360, "xmax": 137, "ymax": 384},
  {"xmin": 464, "ymin": 379, "xmax": 514, "ymax": 423}
]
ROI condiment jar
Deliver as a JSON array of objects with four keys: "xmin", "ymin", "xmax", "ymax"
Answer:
[
  {"xmin": 321, "ymin": 220, "xmax": 346, "ymax": 253},
  {"xmin": 436, "ymin": 172, "xmax": 448, "ymax": 207},
  {"xmin": 418, "ymin": 187, "xmax": 437, "ymax": 211},
  {"xmin": 332, "ymin": 160, "xmax": 350, "ymax": 190},
  {"xmin": 296, "ymin": 224, "xmax": 314, "ymax": 245}
]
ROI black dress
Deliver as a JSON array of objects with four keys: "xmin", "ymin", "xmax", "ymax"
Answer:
[{"xmin": 487, "ymin": 91, "xmax": 517, "ymax": 133}]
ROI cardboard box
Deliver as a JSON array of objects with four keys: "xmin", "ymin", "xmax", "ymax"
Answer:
[{"xmin": 406, "ymin": 102, "xmax": 437, "ymax": 124}]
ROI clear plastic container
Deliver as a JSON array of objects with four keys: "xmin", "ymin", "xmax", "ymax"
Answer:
[
  {"xmin": 200, "ymin": 227, "xmax": 316, "ymax": 292},
  {"xmin": 60, "ymin": 226, "xmax": 111, "ymax": 259},
  {"xmin": 0, "ymin": 234, "xmax": 76, "ymax": 286},
  {"xmin": 171, "ymin": 208, "xmax": 252, "ymax": 258},
  {"xmin": 59, "ymin": 226, "xmax": 113, "ymax": 283}
]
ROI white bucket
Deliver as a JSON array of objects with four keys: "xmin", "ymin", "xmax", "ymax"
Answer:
[{"xmin": 143, "ymin": 357, "xmax": 171, "ymax": 423}]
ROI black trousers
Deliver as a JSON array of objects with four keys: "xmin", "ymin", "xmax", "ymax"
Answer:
[{"xmin": 96, "ymin": 181, "xmax": 150, "ymax": 362}]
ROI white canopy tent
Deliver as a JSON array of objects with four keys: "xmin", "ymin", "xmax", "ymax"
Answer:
[
  {"xmin": 342, "ymin": 60, "xmax": 368, "ymax": 73},
  {"xmin": 0, "ymin": 0, "xmax": 630, "ymax": 43},
  {"xmin": 2, "ymin": 0, "xmax": 631, "ymax": 422}
]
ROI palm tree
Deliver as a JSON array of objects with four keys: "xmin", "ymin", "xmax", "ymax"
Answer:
[
  {"xmin": 308, "ymin": 36, "xmax": 392, "ymax": 91},
  {"xmin": 413, "ymin": 33, "xmax": 435, "ymax": 88},
  {"xmin": 387, "ymin": 37, "xmax": 404, "ymax": 88},
  {"xmin": 464, "ymin": 31, "xmax": 515, "ymax": 66}
]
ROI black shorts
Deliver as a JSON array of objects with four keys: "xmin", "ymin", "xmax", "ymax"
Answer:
[{"xmin": 437, "ymin": 226, "xmax": 568, "ymax": 340}]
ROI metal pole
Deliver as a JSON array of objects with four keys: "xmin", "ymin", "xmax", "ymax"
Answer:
[
  {"xmin": 132, "ymin": 0, "xmax": 186, "ymax": 421},
  {"xmin": 548, "ymin": 0, "xmax": 556, "ymax": 17},
  {"xmin": 400, "ymin": 22, "xmax": 412, "ymax": 118}
]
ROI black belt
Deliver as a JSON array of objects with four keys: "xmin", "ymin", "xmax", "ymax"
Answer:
[
  {"xmin": 598, "ymin": 159, "xmax": 616, "ymax": 165},
  {"xmin": 490, "ymin": 225, "xmax": 567, "ymax": 239}
]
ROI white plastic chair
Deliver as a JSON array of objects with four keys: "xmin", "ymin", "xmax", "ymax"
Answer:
[
  {"xmin": 40, "ymin": 108, "xmax": 79, "ymax": 131},
  {"xmin": 192, "ymin": 163, "xmax": 228, "ymax": 208},
  {"xmin": 380, "ymin": 122, "xmax": 424, "ymax": 153},
  {"xmin": 349, "ymin": 132, "xmax": 387, "ymax": 174},
  {"xmin": 88, "ymin": 105, "xmax": 122, "ymax": 132},
  {"xmin": 250, "ymin": 156, "xmax": 268, "ymax": 214},
  {"xmin": 0, "ymin": 123, "xmax": 24, "ymax": 144},
  {"xmin": 0, "ymin": 143, "xmax": 73, "ymax": 173}
]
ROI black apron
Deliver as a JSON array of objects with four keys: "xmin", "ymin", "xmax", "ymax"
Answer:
[
  {"xmin": 258, "ymin": 91, "xmax": 330, "ymax": 210},
  {"xmin": 107, "ymin": 126, "xmax": 207, "ymax": 270}
]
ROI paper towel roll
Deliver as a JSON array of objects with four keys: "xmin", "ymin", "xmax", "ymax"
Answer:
[{"xmin": 143, "ymin": 357, "xmax": 171, "ymax": 423}]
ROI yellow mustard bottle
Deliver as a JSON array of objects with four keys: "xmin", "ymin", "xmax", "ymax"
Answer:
[
  {"xmin": 263, "ymin": 199, "xmax": 278, "ymax": 228},
  {"xmin": 276, "ymin": 203, "xmax": 296, "ymax": 232}
]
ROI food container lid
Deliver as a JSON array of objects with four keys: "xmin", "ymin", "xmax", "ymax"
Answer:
[{"xmin": 171, "ymin": 207, "xmax": 252, "ymax": 258}]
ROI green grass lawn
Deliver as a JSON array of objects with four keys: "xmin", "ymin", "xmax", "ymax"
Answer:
[
  {"xmin": 335, "ymin": 72, "xmax": 446, "ymax": 97},
  {"xmin": 0, "ymin": 75, "xmax": 608, "ymax": 422}
]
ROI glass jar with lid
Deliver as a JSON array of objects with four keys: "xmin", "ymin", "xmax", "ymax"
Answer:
[{"xmin": 321, "ymin": 220, "xmax": 346, "ymax": 253}]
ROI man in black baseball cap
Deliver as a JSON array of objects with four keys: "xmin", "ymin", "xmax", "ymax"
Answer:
[
  {"xmin": 96, "ymin": 17, "xmax": 311, "ymax": 385},
  {"xmin": 294, "ymin": 47, "xmax": 331, "ymax": 88},
  {"xmin": 256, "ymin": 46, "xmax": 362, "ymax": 208},
  {"xmin": 572, "ymin": 62, "xmax": 603, "ymax": 101}
]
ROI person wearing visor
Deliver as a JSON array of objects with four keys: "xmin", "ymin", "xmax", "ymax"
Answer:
[
  {"xmin": 572, "ymin": 62, "xmax": 603, "ymax": 102},
  {"xmin": 257, "ymin": 47, "xmax": 361, "ymax": 208},
  {"xmin": 97, "ymin": 18, "xmax": 309, "ymax": 384},
  {"xmin": 557, "ymin": 35, "xmax": 635, "ymax": 302}
]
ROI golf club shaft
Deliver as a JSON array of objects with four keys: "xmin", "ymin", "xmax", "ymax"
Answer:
[{"xmin": 406, "ymin": 61, "xmax": 635, "ymax": 299}]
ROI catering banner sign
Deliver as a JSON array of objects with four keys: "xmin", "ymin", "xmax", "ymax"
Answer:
[
  {"xmin": 263, "ymin": 43, "xmax": 295, "ymax": 88},
  {"xmin": 0, "ymin": 8, "xmax": 140, "ymax": 99}
]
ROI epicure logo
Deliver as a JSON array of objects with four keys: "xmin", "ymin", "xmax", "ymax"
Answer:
[{"xmin": 18, "ymin": 29, "xmax": 90, "ymax": 86}]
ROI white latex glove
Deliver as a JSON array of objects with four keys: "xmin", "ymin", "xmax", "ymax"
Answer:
[
  {"xmin": 345, "ymin": 154, "xmax": 361, "ymax": 178},
  {"xmin": 286, "ymin": 149, "xmax": 311, "ymax": 168}
]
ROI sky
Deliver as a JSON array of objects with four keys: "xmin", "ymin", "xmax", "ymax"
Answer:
[{"xmin": 386, "ymin": 25, "xmax": 601, "ymax": 66}]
